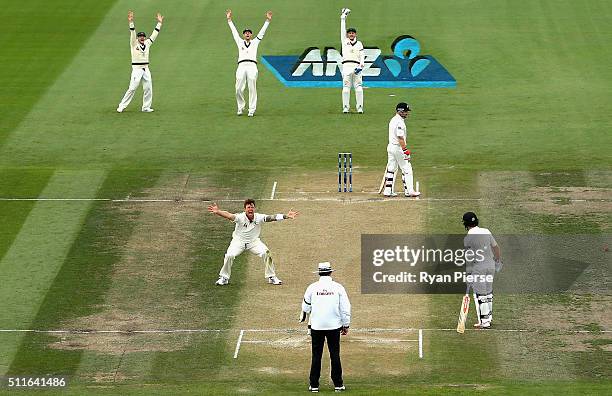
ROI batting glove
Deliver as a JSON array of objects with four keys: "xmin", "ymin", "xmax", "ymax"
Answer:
[
  {"xmin": 403, "ymin": 148, "xmax": 411, "ymax": 161},
  {"xmin": 354, "ymin": 67, "xmax": 363, "ymax": 75},
  {"xmin": 495, "ymin": 260, "xmax": 503, "ymax": 273},
  {"xmin": 299, "ymin": 311, "xmax": 307, "ymax": 323}
]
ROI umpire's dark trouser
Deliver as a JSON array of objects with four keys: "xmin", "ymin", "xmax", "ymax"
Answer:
[{"xmin": 310, "ymin": 328, "xmax": 343, "ymax": 388}]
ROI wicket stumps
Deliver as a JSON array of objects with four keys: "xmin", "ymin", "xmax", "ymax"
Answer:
[{"xmin": 338, "ymin": 152, "xmax": 353, "ymax": 192}]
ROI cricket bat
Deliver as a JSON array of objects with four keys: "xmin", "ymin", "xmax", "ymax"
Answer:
[
  {"xmin": 456, "ymin": 288, "xmax": 470, "ymax": 334},
  {"xmin": 378, "ymin": 169, "xmax": 386, "ymax": 194}
]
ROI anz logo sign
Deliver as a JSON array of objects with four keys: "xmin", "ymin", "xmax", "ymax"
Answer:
[{"xmin": 262, "ymin": 35, "xmax": 455, "ymax": 88}]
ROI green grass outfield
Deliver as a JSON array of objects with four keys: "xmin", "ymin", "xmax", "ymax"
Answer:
[{"xmin": 0, "ymin": 0, "xmax": 611, "ymax": 394}]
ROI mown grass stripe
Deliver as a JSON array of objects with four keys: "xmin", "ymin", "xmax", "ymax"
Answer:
[
  {"xmin": 0, "ymin": 0, "xmax": 120, "ymax": 148},
  {"xmin": 0, "ymin": 170, "xmax": 106, "ymax": 375}
]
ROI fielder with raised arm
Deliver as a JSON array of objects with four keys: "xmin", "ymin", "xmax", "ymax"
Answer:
[
  {"xmin": 383, "ymin": 102, "xmax": 421, "ymax": 197},
  {"xmin": 226, "ymin": 9, "xmax": 272, "ymax": 117},
  {"xmin": 463, "ymin": 212, "xmax": 502, "ymax": 329},
  {"xmin": 208, "ymin": 199, "xmax": 298, "ymax": 286},
  {"xmin": 117, "ymin": 10, "xmax": 163, "ymax": 113},
  {"xmin": 340, "ymin": 8, "xmax": 365, "ymax": 114}
]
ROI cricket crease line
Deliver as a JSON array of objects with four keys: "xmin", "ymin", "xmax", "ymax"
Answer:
[
  {"xmin": 419, "ymin": 329, "xmax": 423, "ymax": 359},
  {"xmin": 0, "ymin": 328, "xmax": 610, "ymax": 334},
  {"xmin": 270, "ymin": 181, "xmax": 278, "ymax": 200},
  {"xmin": 0, "ymin": 197, "xmax": 606, "ymax": 204},
  {"xmin": 233, "ymin": 329, "xmax": 245, "ymax": 359}
]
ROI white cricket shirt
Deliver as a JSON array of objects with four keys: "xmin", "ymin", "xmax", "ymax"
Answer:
[
  {"xmin": 232, "ymin": 212, "xmax": 267, "ymax": 243},
  {"xmin": 340, "ymin": 17, "xmax": 364, "ymax": 66},
  {"xmin": 388, "ymin": 114, "xmax": 407, "ymax": 145},
  {"xmin": 228, "ymin": 20, "xmax": 269, "ymax": 63},
  {"xmin": 129, "ymin": 22, "xmax": 161, "ymax": 69},
  {"xmin": 464, "ymin": 226, "xmax": 498, "ymax": 263},
  {"xmin": 302, "ymin": 276, "xmax": 351, "ymax": 330}
]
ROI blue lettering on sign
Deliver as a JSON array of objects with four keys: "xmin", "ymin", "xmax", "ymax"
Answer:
[{"xmin": 262, "ymin": 35, "xmax": 455, "ymax": 88}]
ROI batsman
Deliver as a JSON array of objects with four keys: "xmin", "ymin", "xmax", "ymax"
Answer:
[
  {"xmin": 462, "ymin": 212, "xmax": 502, "ymax": 329},
  {"xmin": 208, "ymin": 199, "xmax": 299, "ymax": 286}
]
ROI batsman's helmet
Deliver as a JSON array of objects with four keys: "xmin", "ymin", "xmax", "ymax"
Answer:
[
  {"xmin": 396, "ymin": 102, "xmax": 411, "ymax": 112},
  {"xmin": 462, "ymin": 212, "xmax": 478, "ymax": 228}
]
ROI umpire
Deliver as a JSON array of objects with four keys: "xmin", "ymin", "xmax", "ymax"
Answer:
[{"xmin": 300, "ymin": 262, "xmax": 351, "ymax": 393}]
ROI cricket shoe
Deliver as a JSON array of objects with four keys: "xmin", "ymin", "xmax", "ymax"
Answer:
[
  {"xmin": 335, "ymin": 385, "xmax": 346, "ymax": 392},
  {"xmin": 215, "ymin": 276, "xmax": 229, "ymax": 286},
  {"xmin": 405, "ymin": 191, "xmax": 421, "ymax": 198},
  {"xmin": 267, "ymin": 276, "xmax": 283, "ymax": 285},
  {"xmin": 237, "ymin": 110, "xmax": 243, "ymax": 116},
  {"xmin": 357, "ymin": 106, "xmax": 364, "ymax": 114},
  {"xmin": 342, "ymin": 106, "xmax": 350, "ymax": 114},
  {"xmin": 248, "ymin": 111, "xmax": 255, "ymax": 117},
  {"xmin": 383, "ymin": 192, "xmax": 398, "ymax": 197},
  {"xmin": 474, "ymin": 323, "xmax": 490, "ymax": 329},
  {"xmin": 141, "ymin": 108, "xmax": 154, "ymax": 113},
  {"xmin": 309, "ymin": 386, "xmax": 319, "ymax": 393},
  {"xmin": 116, "ymin": 107, "xmax": 125, "ymax": 113}
]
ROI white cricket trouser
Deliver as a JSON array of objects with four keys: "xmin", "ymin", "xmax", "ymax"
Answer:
[
  {"xmin": 342, "ymin": 63, "xmax": 363, "ymax": 111},
  {"xmin": 235, "ymin": 62, "xmax": 258, "ymax": 113},
  {"xmin": 384, "ymin": 144, "xmax": 415, "ymax": 195},
  {"xmin": 219, "ymin": 238, "xmax": 276, "ymax": 279},
  {"xmin": 471, "ymin": 261, "xmax": 495, "ymax": 326},
  {"xmin": 118, "ymin": 67, "xmax": 153, "ymax": 111}
]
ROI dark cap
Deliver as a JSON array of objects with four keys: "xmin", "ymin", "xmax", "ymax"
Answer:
[
  {"xmin": 462, "ymin": 212, "xmax": 479, "ymax": 228},
  {"xmin": 242, "ymin": 28, "xmax": 253, "ymax": 34},
  {"xmin": 136, "ymin": 31, "xmax": 146, "ymax": 37},
  {"xmin": 396, "ymin": 102, "xmax": 411, "ymax": 112},
  {"xmin": 346, "ymin": 27, "xmax": 357, "ymax": 33}
]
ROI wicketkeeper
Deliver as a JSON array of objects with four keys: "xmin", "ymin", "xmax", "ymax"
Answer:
[
  {"xmin": 117, "ymin": 10, "xmax": 163, "ymax": 113},
  {"xmin": 208, "ymin": 199, "xmax": 298, "ymax": 286},
  {"xmin": 339, "ymin": 8, "xmax": 365, "ymax": 113},
  {"xmin": 463, "ymin": 212, "xmax": 502, "ymax": 329}
]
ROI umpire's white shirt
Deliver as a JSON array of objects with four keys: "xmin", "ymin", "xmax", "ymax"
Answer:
[
  {"xmin": 232, "ymin": 212, "xmax": 267, "ymax": 243},
  {"xmin": 388, "ymin": 114, "xmax": 407, "ymax": 145},
  {"xmin": 302, "ymin": 276, "xmax": 351, "ymax": 330}
]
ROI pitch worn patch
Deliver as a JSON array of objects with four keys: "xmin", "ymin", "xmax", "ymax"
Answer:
[{"xmin": 49, "ymin": 175, "xmax": 216, "ymax": 356}]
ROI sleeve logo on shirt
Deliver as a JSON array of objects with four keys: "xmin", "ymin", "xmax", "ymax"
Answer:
[{"xmin": 261, "ymin": 35, "xmax": 455, "ymax": 88}]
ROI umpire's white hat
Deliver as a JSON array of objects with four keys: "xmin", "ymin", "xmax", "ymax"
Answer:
[{"xmin": 313, "ymin": 262, "xmax": 335, "ymax": 274}]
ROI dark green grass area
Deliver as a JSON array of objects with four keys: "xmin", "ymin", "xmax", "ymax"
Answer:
[
  {"xmin": 0, "ymin": 0, "xmax": 118, "ymax": 147},
  {"xmin": 0, "ymin": 0, "xmax": 611, "ymax": 171}
]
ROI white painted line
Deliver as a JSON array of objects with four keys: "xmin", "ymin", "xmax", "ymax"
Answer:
[
  {"xmin": 0, "ymin": 327, "xmax": 609, "ymax": 334},
  {"xmin": 418, "ymin": 329, "xmax": 423, "ymax": 359},
  {"xmin": 0, "ymin": 196, "xmax": 606, "ymax": 204},
  {"xmin": 270, "ymin": 181, "xmax": 278, "ymax": 200},
  {"xmin": 233, "ymin": 330, "xmax": 245, "ymax": 359},
  {"xmin": 0, "ymin": 329, "xmax": 223, "ymax": 334}
]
